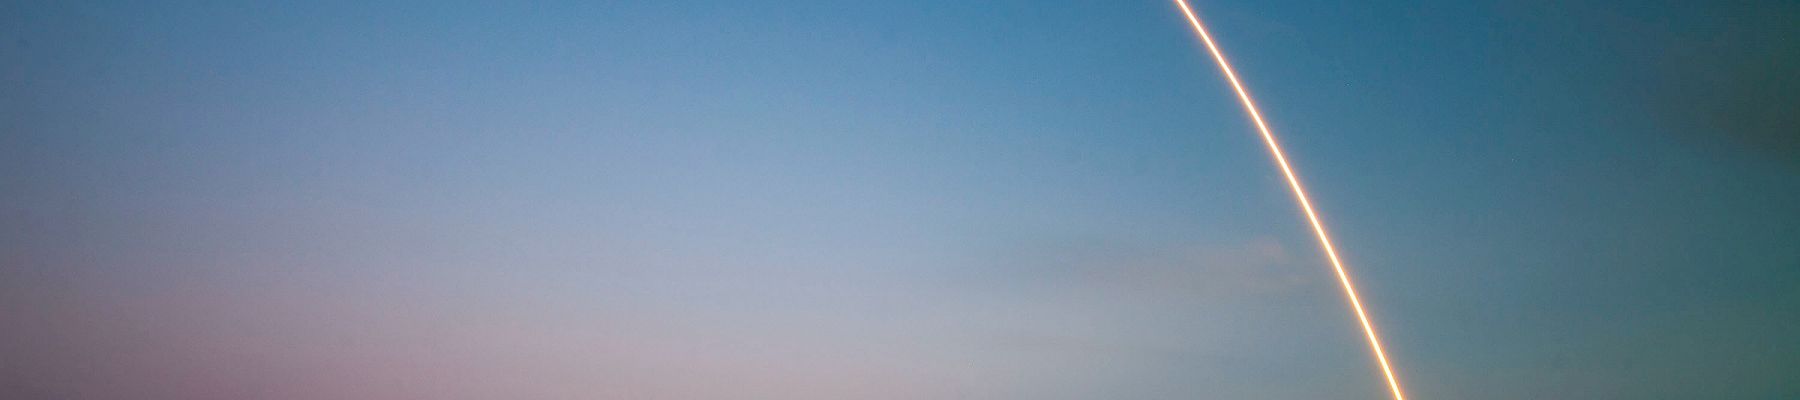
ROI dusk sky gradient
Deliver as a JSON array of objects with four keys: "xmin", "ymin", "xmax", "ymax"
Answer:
[{"xmin": 4, "ymin": 1, "xmax": 1798, "ymax": 399}]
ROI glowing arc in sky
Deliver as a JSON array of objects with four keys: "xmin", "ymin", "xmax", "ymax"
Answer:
[{"xmin": 1169, "ymin": 1, "xmax": 1408, "ymax": 399}]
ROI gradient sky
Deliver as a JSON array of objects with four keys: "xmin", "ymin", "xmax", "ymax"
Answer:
[{"xmin": 4, "ymin": 1, "xmax": 1798, "ymax": 399}]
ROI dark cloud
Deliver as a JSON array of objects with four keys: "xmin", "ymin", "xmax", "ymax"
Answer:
[
  {"xmin": 1647, "ymin": 1, "xmax": 1800, "ymax": 167},
  {"xmin": 1510, "ymin": 0, "xmax": 1800, "ymax": 167}
]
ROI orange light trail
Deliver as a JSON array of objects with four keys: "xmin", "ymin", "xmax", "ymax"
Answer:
[{"xmin": 1170, "ymin": 1, "xmax": 1408, "ymax": 399}]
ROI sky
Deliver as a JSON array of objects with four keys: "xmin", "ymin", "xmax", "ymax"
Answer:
[{"xmin": 3, "ymin": 1, "xmax": 1797, "ymax": 399}]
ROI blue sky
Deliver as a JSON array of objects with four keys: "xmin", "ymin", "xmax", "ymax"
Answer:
[{"xmin": 4, "ymin": 1, "xmax": 1798, "ymax": 398}]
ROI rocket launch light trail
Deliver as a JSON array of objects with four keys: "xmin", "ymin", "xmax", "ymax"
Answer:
[{"xmin": 1169, "ymin": 1, "xmax": 1409, "ymax": 399}]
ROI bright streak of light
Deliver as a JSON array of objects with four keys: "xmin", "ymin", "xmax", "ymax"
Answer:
[{"xmin": 1169, "ymin": 1, "xmax": 1409, "ymax": 399}]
